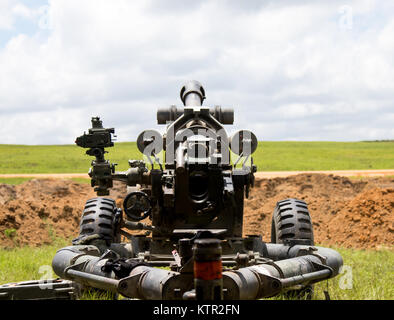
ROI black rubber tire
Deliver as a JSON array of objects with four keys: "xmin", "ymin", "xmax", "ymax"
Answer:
[
  {"xmin": 73, "ymin": 197, "xmax": 121, "ymax": 246},
  {"xmin": 271, "ymin": 198, "xmax": 314, "ymax": 300},
  {"xmin": 271, "ymin": 198, "xmax": 314, "ymax": 245}
]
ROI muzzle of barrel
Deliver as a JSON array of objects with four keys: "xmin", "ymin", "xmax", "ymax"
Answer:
[{"xmin": 180, "ymin": 80, "xmax": 206, "ymax": 106}]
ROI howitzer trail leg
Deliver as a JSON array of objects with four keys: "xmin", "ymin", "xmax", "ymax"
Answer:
[
  {"xmin": 0, "ymin": 279, "xmax": 80, "ymax": 300},
  {"xmin": 223, "ymin": 245, "xmax": 343, "ymax": 299}
]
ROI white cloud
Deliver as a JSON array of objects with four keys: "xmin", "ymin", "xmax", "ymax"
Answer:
[
  {"xmin": 0, "ymin": 0, "xmax": 394, "ymax": 145},
  {"xmin": 0, "ymin": 0, "xmax": 18, "ymax": 29},
  {"xmin": 12, "ymin": 3, "xmax": 32, "ymax": 19}
]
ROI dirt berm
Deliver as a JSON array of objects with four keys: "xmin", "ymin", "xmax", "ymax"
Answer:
[{"xmin": 0, "ymin": 174, "xmax": 393, "ymax": 249}]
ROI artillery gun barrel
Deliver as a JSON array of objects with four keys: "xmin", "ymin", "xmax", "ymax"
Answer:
[
  {"xmin": 157, "ymin": 80, "xmax": 233, "ymax": 124},
  {"xmin": 184, "ymin": 92, "xmax": 203, "ymax": 106}
]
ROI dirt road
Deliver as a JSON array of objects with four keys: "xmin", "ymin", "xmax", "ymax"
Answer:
[
  {"xmin": 255, "ymin": 169, "xmax": 394, "ymax": 178},
  {"xmin": 1, "ymin": 169, "xmax": 394, "ymax": 179}
]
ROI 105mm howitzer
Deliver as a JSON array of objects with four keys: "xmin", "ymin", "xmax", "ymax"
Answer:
[{"xmin": 0, "ymin": 81, "xmax": 343, "ymax": 300}]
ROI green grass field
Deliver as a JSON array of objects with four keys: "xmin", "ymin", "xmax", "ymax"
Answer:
[
  {"xmin": 0, "ymin": 242, "xmax": 392, "ymax": 300},
  {"xmin": 1, "ymin": 141, "xmax": 394, "ymax": 174}
]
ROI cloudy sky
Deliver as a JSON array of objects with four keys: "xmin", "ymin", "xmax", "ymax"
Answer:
[{"xmin": 0, "ymin": 0, "xmax": 393, "ymax": 144}]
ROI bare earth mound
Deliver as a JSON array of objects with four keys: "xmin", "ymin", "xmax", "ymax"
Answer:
[
  {"xmin": 0, "ymin": 174, "xmax": 393, "ymax": 249},
  {"xmin": 244, "ymin": 174, "xmax": 394, "ymax": 249},
  {"xmin": 0, "ymin": 180, "xmax": 126, "ymax": 247}
]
